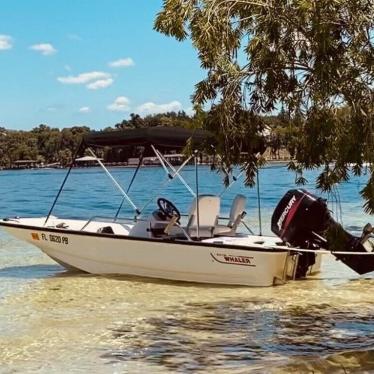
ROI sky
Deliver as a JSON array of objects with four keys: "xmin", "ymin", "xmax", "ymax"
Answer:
[{"xmin": 0, "ymin": 0, "xmax": 204, "ymax": 130}]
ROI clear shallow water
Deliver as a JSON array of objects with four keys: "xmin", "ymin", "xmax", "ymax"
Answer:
[{"xmin": 0, "ymin": 166, "xmax": 373, "ymax": 373}]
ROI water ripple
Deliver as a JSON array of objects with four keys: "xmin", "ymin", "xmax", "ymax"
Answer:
[{"xmin": 102, "ymin": 301, "xmax": 374, "ymax": 372}]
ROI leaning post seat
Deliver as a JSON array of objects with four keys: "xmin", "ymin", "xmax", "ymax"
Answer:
[
  {"xmin": 186, "ymin": 195, "xmax": 220, "ymax": 238},
  {"xmin": 214, "ymin": 194, "xmax": 247, "ymax": 236}
]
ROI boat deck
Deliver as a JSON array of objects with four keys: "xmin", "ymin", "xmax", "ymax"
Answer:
[{"xmin": 1, "ymin": 216, "xmax": 286, "ymax": 248}]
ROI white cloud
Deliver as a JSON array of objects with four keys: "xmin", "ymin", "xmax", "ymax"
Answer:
[
  {"xmin": 30, "ymin": 43, "xmax": 57, "ymax": 56},
  {"xmin": 79, "ymin": 106, "xmax": 91, "ymax": 113},
  {"xmin": 57, "ymin": 71, "xmax": 113, "ymax": 90},
  {"xmin": 107, "ymin": 96, "xmax": 130, "ymax": 112},
  {"xmin": 87, "ymin": 78, "xmax": 113, "ymax": 90},
  {"xmin": 136, "ymin": 100, "xmax": 183, "ymax": 115},
  {"xmin": 185, "ymin": 107, "xmax": 195, "ymax": 117},
  {"xmin": 57, "ymin": 71, "xmax": 110, "ymax": 84},
  {"xmin": 108, "ymin": 57, "xmax": 135, "ymax": 68},
  {"xmin": 0, "ymin": 35, "xmax": 13, "ymax": 50}
]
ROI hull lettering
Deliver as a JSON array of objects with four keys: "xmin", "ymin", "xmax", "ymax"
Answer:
[{"xmin": 211, "ymin": 252, "xmax": 256, "ymax": 267}]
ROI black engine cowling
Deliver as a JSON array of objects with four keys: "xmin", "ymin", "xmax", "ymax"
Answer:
[{"xmin": 271, "ymin": 189, "xmax": 374, "ymax": 277}]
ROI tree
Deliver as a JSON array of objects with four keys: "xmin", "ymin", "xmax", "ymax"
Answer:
[
  {"xmin": 115, "ymin": 111, "xmax": 194, "ymax": 129},
  {"xmin": 57, "ymin": 149, "xmax": 73, "ymax": 167},
  {"xmin": 32, "ymin": 124, "xmax": 61, "ymax": 162},
  {"xmin": 61, "ymin": 126, "xmax": 90, "ymax": 154},
  {"xmin": 155, "ymin": 0, "xmax": 374, "ymax": 212}
]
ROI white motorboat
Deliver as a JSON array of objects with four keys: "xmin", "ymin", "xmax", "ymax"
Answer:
[{"xmin": 0, "ymin": 127, "xmax": 373, "ymax": 286}]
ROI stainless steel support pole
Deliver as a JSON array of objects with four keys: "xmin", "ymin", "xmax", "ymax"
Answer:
[
  {"xmin": 87, "ymin": 148, "xmax": 139, "ymax": 213},
  {"xmin": 257, "ymin": 169, "xmax": 262, "ymax": 236},
  {"xmin": 195, "ymin": 151, "xmax": 200, "ymax": 239}
]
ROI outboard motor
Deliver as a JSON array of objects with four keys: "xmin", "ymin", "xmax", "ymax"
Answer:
[{"xmin": 272, "ymin": 189, "xmax": 374, "ymax": 278}]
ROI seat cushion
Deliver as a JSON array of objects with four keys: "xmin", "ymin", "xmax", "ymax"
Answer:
[
  {"xmin": 188, "ymin": 225, "xmax": 215, "ymax": 238},
  {"xmin": 169, "ymin": 225, "xmax": 215, "ymax": 239},
  {"xmin": 213, "ymin": 224, "xmax": 235, "ymax": 236}
]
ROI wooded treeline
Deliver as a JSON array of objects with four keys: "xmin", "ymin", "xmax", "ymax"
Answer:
[
  {"xmin": 0, "ymin": 125, "xmax": 89, "ymax": 167},
  {"xmin": 0, "ymin": 111, "xmax": 291, "ymax": 167}
]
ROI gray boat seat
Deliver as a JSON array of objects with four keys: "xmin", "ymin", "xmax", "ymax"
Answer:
[
  {"xmin": 169, "ymin": 195, "xmax": 220, "ymax": 239},
  {"xmin": 186, "ymin": 195, "xmax": 220, "ymax": 238},
  {"xmin": 214, "ymin": 194, "xmax": 247, "ymax": 236}
]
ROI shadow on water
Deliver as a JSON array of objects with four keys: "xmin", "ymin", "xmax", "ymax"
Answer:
[
  {"xmin": 0, "ymin": 263, "xmax": 247, "ymax": 286},
  {"xmin": 260, "ymin": 349, "xmax": 374, "ymax": 373},
  {"xmin": 104, "ymin": 274, "xmax": 244, "ymax": 289},
  {"xmin": 0, "ymin": 264, "xmax": 69, "ymax": 279},
  {"xmin": 101, "ymin": 300, "xmax": 374, "ymax": 372}
]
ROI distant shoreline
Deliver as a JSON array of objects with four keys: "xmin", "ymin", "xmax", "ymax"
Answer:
[{"xmin": 0, "ymin": 159, "xmax": 291, "ymax": 171}]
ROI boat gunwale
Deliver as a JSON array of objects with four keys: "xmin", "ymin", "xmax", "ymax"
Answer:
[{"xmin": 0, "ymin": 221, "xmax": 288, "ymax": 253}]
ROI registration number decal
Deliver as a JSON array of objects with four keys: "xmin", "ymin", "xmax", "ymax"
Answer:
[{"xmin": 31, "ymin": 232, "xmax": 69, "ymax": 245}]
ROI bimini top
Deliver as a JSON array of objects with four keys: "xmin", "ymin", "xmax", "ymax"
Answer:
[{"xmin": 82, "ymin": 126, "xmax": 214, "ymax": 151}]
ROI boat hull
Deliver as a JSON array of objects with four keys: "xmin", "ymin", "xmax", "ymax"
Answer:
[{"xmin": 2, "ymin": 223, "xmax": 289, "ymax": 287}]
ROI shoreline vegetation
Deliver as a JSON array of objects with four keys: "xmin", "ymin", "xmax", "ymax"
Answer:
[
  {"xmin": 4, "ymin": 159, "xmax": 291, "ymax": 171},
  {"xmin": 0, "ymin": 111, "xmax": 291, "ymax": 170}
]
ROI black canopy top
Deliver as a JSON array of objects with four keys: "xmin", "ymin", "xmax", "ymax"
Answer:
[{"xmin": 82, "ymin": 126, "xmax": 215, "ymax": 151}]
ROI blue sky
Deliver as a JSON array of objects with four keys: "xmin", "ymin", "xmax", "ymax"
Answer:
[{"xmin": 0, "ymin": 0, "xmax": 203, "ymax": 130}]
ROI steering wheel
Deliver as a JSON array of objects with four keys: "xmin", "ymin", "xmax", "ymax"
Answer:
[{"xmin": 157, "ymin": 198, "xmax": 181, "ymax": 222}]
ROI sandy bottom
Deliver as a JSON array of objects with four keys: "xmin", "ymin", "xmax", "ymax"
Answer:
[{"xmin": 0, "ymin": 229, "xmax": 373, "ymax": 373}]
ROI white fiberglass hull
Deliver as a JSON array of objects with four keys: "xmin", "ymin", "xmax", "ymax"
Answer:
[{"xmin": 1, "ymin": 220, "xmax": 291, "ymax": 287}]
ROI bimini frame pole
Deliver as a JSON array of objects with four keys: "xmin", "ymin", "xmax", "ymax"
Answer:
[
  {"xmin": 257, "ymin": 168, "xmax": 263, "ymax": 236},
  {"xmin": 87, "ymin": 148, "xmax": 140, "ymax": 214},
  {"xmin": 151, "ymin": 145, "xmax": 195, "ymax": 197},
  {"xmin": 44, "ymin": 140, "xmax": 83, "ymax": 226},
  {"xmin": 114, "ymin": 153, "xmax": 144, "ymax": 221},
  {"xmin": 194, "ymin": 150, "xmax": 200, "ymax": 239},
  {"xmin": 219, "ymin": 168, "xmax": 246, "ymax": 197},
  {"xmin": 137, "ymin": 153, "xmax": 193, "ymax": 217}
]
